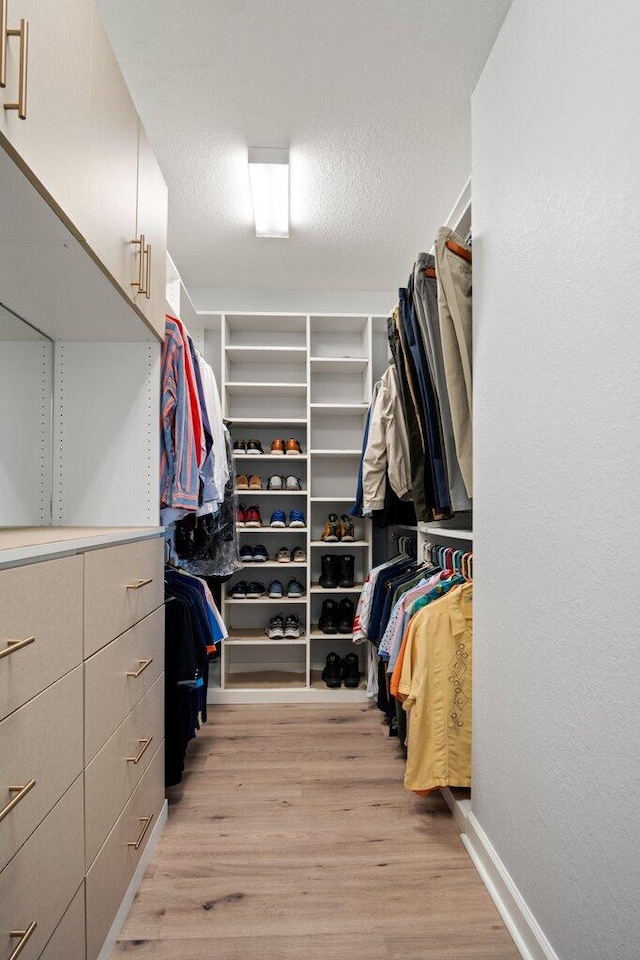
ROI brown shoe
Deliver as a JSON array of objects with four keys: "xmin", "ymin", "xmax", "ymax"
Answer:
[
  {"xmin": 236, "ymin": 474, "xmax": 249, "ymax": 490},
  {"xmin": 270, "ymin": 438, "xmax": 286, "ymax": 455},
  {"xmin": 285, "ymin": 438, "xmax": 302, "ymax": 455},
  {"xmin": 249, "ymin": 474, "xmax": 263, "ymax": 490}
]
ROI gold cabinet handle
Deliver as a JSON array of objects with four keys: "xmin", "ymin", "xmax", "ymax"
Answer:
[
  {"xmin": 0, "ymin": 0, "xmax": 7, "ymax": 87},
  {"xmin": 0, "ymin": 635, "xmax": 35, "ymax": 660},
  {"xmin": 126, "ymin": 737, "xmax": 153, "ymax": 764},
  {"xmin": 0, "ymin": 779, "xmax": 36, "ymax": 823},
  {"xmin": 145, "ymin": 241, "xmax": 151, "ymax": 299},
  {"xmin": 126, "ymin": 658, "xmax": 153, "ymax": 678},
  {"xmin": 126, "ymin": 578, "xmax": 153, "ymax": 590},
  {"xmin": 9, "ymin": 921, "xmax": 37, "ymax": 960},
  {"xmin": 127, "ymin": 814, "xmax": 153, "ymax": 850},
  {"xmin": 4, "ymin": 17, "xmax": 28, "ymax": 119},
  {"xmin": 130, "ymin": 234, "xmax": 146, "ymax": 292}
]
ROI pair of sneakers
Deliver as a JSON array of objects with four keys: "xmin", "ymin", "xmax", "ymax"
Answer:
[
  {"xmin": 237, "ymin": 505, "xmax": 262, "ymax": 526},
  {"xmin": 321, "ymin": 651, "xmax": 361, "ymax": 689},
  {"xmin": 239, "ymin": 544, "xmax": 269, "ymax": 563},
  {"xmin": 266, "ymin": 614, "xmax": 302, "ymax": 639},
  {"xmin": 275, "ymin": 546, "xmax": 306, "ymax": 563},
  {"xmin": 229, "ymin": 581, "xmax": 266, "ymax": 599},
  {"xmin": 267, "ymin": 579, "xmax": 304, "ymax": 599},
  {"xmin": 267, "ymin": 475, "xmax": 302, "ymax": 490},
  {"xmin": 270, "ymin": 509, "xmax": 306, "ymax": 528},
  {"xmin": 321, "ymin": 513, "xmax": 355, "ymax": 542}
]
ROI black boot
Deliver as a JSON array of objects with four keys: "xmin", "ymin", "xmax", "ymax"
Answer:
[
  {"xmin": 342, "ymin": 652, "xmax": 361, "ymax": 688},
  {"xmin": 321, "ymin": 652, "xmax": 343, "ymax": 688},
  {"xmin": 319, "ymin": 554, "xmax": 339, "ymax": 589},
  {"xmin": 318, "ymin": 599, "xmax": 339, "ymax": 634},
  {"xmin": 338, "ymin": 597, "xmax": 355, "ymax": 634},
  {"xmin": 338, "ymin": 554, "xmax": 355, "ymax": 588}
]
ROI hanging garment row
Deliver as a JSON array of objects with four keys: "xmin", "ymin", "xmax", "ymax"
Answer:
[
  {"xmin": 161, "ymin": 313, "xmax": 239, "ymax": 576},
  {"xmin": 352, "ymin": 228, "xmax": 472, "ymax": 524},
  {"xmin": 353, "ymin": 538, "xmax": 473, "ymax": 794},
  {"xmin": 164, "ymin": 565, "xmax": 228, "ymax": 786}
]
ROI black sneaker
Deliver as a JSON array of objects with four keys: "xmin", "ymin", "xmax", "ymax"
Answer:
[
  {"xmin": 246, "ymin": 438, "xmax": 264, "ymax": 454},
  {"xmin": 233, "ymin": 439, "xmax": 246, "ymax": 454},
  {"xmin": 246, "ymin": 581, "xmax": 266, "ymax": 599},
  {"xmin": 284, "ymin": 615, "xmax": 302, "ymax": 639},
  {"xmin": 266, "ymin": 615, "xmax": 285, "ymax": 640},
  {"xmin": 321, "ymin": 652, "xmax": 342, "ymax": 688},
  {"xmin": 229, "ymin": 580, "xmax": 248, "ymax": 599},
  {"xmin": 342, "ymin": 652, "xmax": 361, "ymax": 688}
]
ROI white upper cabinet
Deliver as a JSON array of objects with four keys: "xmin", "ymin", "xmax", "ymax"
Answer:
[
  {"xmin": 0, "ymin": 0, "xmax": 93, "ymax": 231},
  {"xmin": 135, "ymin": 122, "xmax": 168, "ymax": 339},
  {"xmin": 86, "ymin": 6, "xmax": 139, "ymax": 313}
]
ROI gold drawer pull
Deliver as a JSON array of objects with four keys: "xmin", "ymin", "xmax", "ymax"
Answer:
[
  {"xmin": 9, "ymin": 921, "xmax": 37, "ymax": 960},
  {"xmin": 126, "ymin": 658, "xmax": 153, "ymax": 678},
  {"xmin": 126, "ymin": 578, "xmax": 153, "ymax": 590},
  {"xmin": 145, "ymin": 242, "xmax": 152, "ymax": 299},
  {"xmin": 126, "ymin": 737, "xmax": 153, "ymax": 764},
  {"xmin": 4, "ymin": 17, "xmax": 28, "ymax": 120},
  {"xmin": 0, "ymin": 779, "xmax": 36, "ymax": 823},
  {"xmin": 130, "ymin": 234, "xmax": 146, "ymax": 292},
  {"xmin": 0, "ymin": 0, "xmax": 6, "ymax": 86},
  {"xmin": 0, "ymin": 636, "xmax": 35, "ymax": 660},
  {"xmin": 127, "ymin": 814, "xmax": 153, "ymax": 850}
]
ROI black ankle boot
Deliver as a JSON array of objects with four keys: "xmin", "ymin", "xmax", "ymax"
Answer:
[
  {"xmin": 321, "ymin": 652, "xmax": 342, "ymax": 688},
  {"xmin": 338, "ymin": 554, "xmax": 355, "ymax": 588},
  {"xmin": 319, "ymin": 554, "xmax": 339, "ymax": 589},
  {"xmin": 338, "ymin": 597, "xmax": 355, "ymax": 634},
  {"xmin": 342, "ymin": 651, "xmax": 361, "ymax": 688},
  {"xmin": 318, "ymin": 599, "xmax": 339, "ymax": 634}
]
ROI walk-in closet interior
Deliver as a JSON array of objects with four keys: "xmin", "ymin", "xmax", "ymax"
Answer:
[{"xmin": 1, "ymin": 1, "xmax": 638, "ymax": 958}]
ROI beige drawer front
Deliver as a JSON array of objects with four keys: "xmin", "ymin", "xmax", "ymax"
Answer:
[
  {"xmin": 86, "ymin": 743, "xmax": 164, "ymax": 960},
  {"xmin": 85, "ymin": 672, "xmax": 164, "ymax": 868},
  {"xmin": 84, "ymin": 607, "xmax": 164, "ymax": 763},
  {"xmin": 40, "ymin": 884, "xmax": 85, "ymax": 960},
  {"xmin": 0, "ymin": 668, "xmax": 83, "ymax": 873},
  {"xmin": 84, "ymin": 539, "xmax": 163, "ymax": 657},
  {"xmin": 0, "ymin": 556, "xmax": 83, "ymax": 721},
  {"xmin": 0, "ymin": 777, "xmax": 84, "ymax": 960}
]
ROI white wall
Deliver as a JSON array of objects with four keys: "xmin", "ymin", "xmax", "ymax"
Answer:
[{"xmin": 472, "ymin": 2, "xmax": 640, "ymax": 958}]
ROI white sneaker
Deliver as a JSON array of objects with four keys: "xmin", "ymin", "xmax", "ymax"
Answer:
[
  {"xmin": 285, "ymin": 476, "xmax": 302, "ymax": 490},
  {"xmin": 267, "ymin": 475, "xmax": 283, "ymax": 490}
]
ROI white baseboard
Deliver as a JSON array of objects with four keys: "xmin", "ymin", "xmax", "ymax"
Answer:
[
  {"xmin": 462, "ymin": 812, "xmax": 559, "ymax": 960},
  {"xmin": 97, "ymin": 799, "xmax": 168, "ymax": 960}
]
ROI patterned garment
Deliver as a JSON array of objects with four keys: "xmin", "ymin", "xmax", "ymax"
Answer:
[{"xmin": 160, "ymin": 317, "xmax": 200, "ymax": 509}]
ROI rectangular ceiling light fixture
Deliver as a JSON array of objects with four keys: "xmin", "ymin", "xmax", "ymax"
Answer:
[{"xmin": 248, "ymin": 147, "xmax": 289, "ymax": 238}]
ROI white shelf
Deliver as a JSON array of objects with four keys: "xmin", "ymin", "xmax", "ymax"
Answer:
[
  {"xmin": 310, "ymin": 403, "xmax": 368, "ymax": 415},
  {"xmin": 309, "ymin": 631, "xmax": 354, "ymax": 640},
  {"xmin": 226, "ymin": 382, "xmax": 307, "ymax": 396},
  {"xmin": 238, "ymin": 527, "xmax": 307, "ymax": 534},
  {"xmin": 310, "ymin": 583, "xmax": 364, "ymax": 593},
  {"xmin": 309, "ymin": 540, "xmax": 369, "ymax": 547},
  {"xmin": 310, "ymin": 496, "xmax": 353, "ymax": 502},
  {"xmin": 228, "ymin": 418, "xmax": 307, "ymax": 425},
  {"xmin": 225, "ymin": 597, "xmax": 307, "ymax": 605},
  {"xmin": 235, "ymin": 490, "xmax": 306, "ymax": 496},
  {"xmin": 234, "ymin": 454, "xmax": 308, "ymax": 461},
  {"xmin": 239, "ymin": 561, "xmax": 307, "ymax": 568},
  {"xmin": 420, "ymin": 524, "xmax": 474, "ymax": 541},
  {"xmin": 310, "ymin": 357, "xmax": 369, "ymax": 372},
  {"xmin": 225, "ymin": 637, "xmax": 307, "ymax": 646},
  {"xmin": 310, "ymin": 449, "xmax": 361, "ymax": 457},
  {"xmin": 225, "ymin": 346, "xmax": 307, "ymax": 363}
]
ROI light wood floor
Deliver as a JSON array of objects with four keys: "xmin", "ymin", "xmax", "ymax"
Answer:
[{"xmin": 112, "ymin": 703, "xmax": 519, "ymax": 959}]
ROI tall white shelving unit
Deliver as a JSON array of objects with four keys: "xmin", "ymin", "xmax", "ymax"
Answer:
[{"xmin": 205, "ymin": 313, "xmax": 380, "ymax": 704}]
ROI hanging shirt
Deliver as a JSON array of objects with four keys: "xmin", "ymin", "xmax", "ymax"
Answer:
[
  {"xmin": 160, "ymin": 318, "xmax": 200, "ymax": 509},
  {"xmin": 196, "ymin": 351, "xmax": 228, "ymax": 509},
  {"xmin": 399, "ymin": 583, "xmax": 473, "ymax": 794}
]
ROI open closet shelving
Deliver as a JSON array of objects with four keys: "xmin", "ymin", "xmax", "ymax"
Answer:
[{"xmin": 199, "ymin": 312, "xmax": 385, "ymax": 703}]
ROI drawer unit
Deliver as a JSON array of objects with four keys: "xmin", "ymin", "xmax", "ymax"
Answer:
[
  {"xmin": 40, "ymin": 884, "xmax": 85, "ymax": 960},
  {"xmin": 84, "ymin": 539, "xmax": 164, "ymax": 658},
  {"xmin": 84, "ymin": 606, "xmax": 164, "ymax": 764},
  {"xmin": 0, "ymin": 667, "xmax": 83, "ymax": 872},
  {"xmin": 0, "ymin": 776, "xmax": 84, "ymax": 960},
  {"xmin": 85, "ymin": 743, "xmax": 164, "ymax": 960},
  {"xmin": 0, "ymin": 556, "xmax": 83, "ymax": 720},
  {"xmin": 85, "ymin": 672, "xmax": 164, "ymax": 868}
]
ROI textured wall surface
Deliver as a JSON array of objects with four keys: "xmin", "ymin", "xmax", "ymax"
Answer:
[{"xmin": 472, "ymin": 1, "xmax": 640, "ymax": 957}]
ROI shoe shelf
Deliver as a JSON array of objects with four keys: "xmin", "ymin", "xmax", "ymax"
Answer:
[
  {"xmin": 210, "ymin": 311, "xmax": 376, "ymax": 704},
  {"xmin": 310, "ymin": 583, "xmax": 364, "ymax": 593},
  {"xmin": 226, "ymin": 382, "xmax": 307, "ymax": 395},
  {"xmin": 419, "ymin": 523, "xmax": 474, "ymax": 541},
  {"xmin": 234, "ymin": 454, "xmax": 309, "ymax": 461},
  {"xmin": 309, "ymin": 540, "xmax": 369, "ymax": 547}
]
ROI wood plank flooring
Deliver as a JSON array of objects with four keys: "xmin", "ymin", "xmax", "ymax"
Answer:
[{"xmin": 112, "ymin": 703, "xmax": 519, "ymax": 959}]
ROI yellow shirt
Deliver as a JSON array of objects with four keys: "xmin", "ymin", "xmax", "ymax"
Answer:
[{"xmin": 399, "ymin": 583, "xmax": 473, "ymax": 793}]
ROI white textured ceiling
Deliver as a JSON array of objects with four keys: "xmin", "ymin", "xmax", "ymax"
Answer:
[{"xmin": 97, "ymin": 0, "xmax": 511, "ymax": 295}]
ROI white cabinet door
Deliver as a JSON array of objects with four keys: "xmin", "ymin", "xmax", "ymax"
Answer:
[
  {"xmin": 0, "ymin": 0, "xmax": 93, "ymax": 230},
  {"xmin": 85, "ymin": 7, "xmax": 139, "ymax": 307},
  {"xmin": 136, "ymin": 122, "xmax": 168, "ymax": 339}
]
